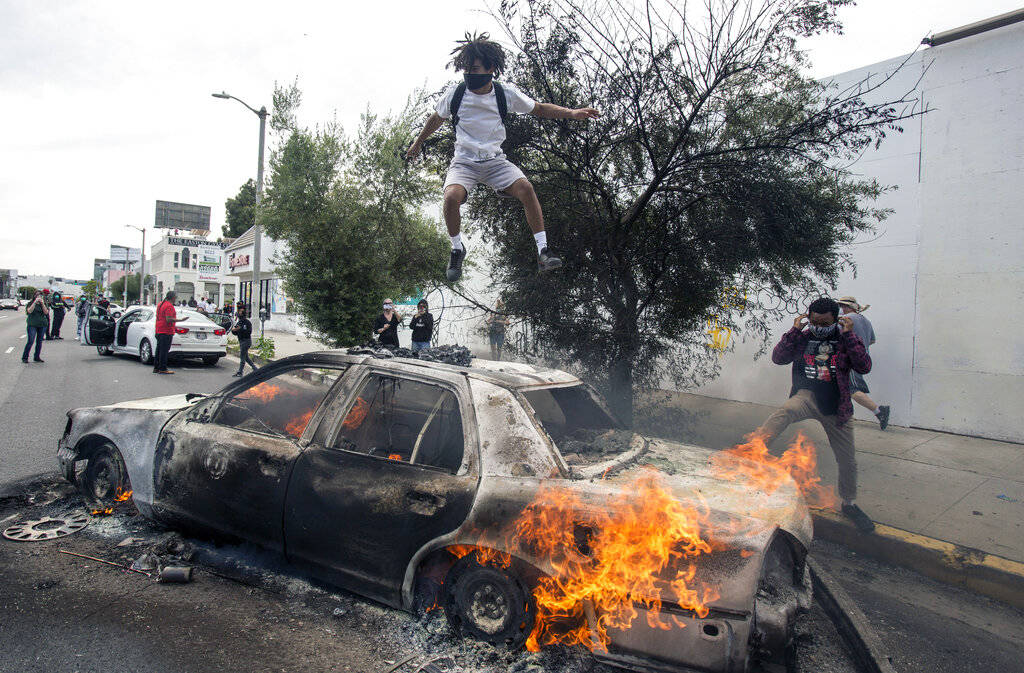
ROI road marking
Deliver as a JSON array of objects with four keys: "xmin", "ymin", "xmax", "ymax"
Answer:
[
  {"xmin": 4, "ymin": 347, "xmax": 12, "ymax": 354},
  {"xmin": 19, "ymin": 334, "xmax": 26, "ymax": 339}
]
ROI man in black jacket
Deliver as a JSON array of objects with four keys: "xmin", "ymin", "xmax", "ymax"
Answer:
[
  {"xmin": 48, "ymin": 291, "xmax": 67, "ymax": 339},
  {"xmin": 231, "ymin": 308, "xmax": 257, "ymax": 377},
  {"xmin": 409, "ymin": 299, "xmax": 434, "ymax": 352}
]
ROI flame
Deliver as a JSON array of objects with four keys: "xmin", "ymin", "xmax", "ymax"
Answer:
[
  {"xmin": 387, "ymin": 454, "xmax": 403, "ymax": 461},
  {"xmin": 508, "ymin": 470, "xmax": 717, "ymax": 652},
  {"xmin": 241, "ymin": 381, "xmax": 281, "ymax": 402},
  {"xmin": 284, "ymin": 410, "xmax": 314, "ymax": 438},
  {"xmin": 113, "ymin": 488, "xmax": 132, "ymax": 502},
  {"xmin": 90, "ymin": 507, "xmax": 113, "ymax": 516},
  {"xmin": 342, "ymin": 397, "xmax": 369, "ymax": 429},
  {"xmin": 712, "ymin": 431, "xmax": 839, "ymax": 509}
]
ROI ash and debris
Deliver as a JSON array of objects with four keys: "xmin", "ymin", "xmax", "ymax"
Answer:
[
  {"xmin": 558, "ymin": 429, "xmax": 633, "ymax": 467},
  {"xmin": 348, "ymin": 344, "xmax": 474, "ymax": 367}
]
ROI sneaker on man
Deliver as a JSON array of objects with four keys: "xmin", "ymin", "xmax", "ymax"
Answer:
[
  {"xmin": 842, "ymin": 503, "xmax": 875, "ymax": 533},
  {"xmin": 446, "ymin": 246, "xmax": 467, "ymax": 282},
  {"xmin": 877, "ymin": 405, "xmax": 890, "ymax": 431},
  {"xmin": 538, "ymin": 247, "xmax": 562, "ymax": 273}
]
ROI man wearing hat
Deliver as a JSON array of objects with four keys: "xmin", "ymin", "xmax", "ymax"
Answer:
[{"xmin": 837, "ymin": 296, "xmax": 890, "ymax": 430}]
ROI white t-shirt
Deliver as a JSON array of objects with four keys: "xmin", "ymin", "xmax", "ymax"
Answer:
[{"xmin": 436, "ymin": 81, "xmax": 536, "ymax": 161}]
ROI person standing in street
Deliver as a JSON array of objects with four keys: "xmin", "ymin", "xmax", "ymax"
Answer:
[
  {"xmin": 75, "ymin": 295, "xmax": 88, "ymax": 339},
  {"xmin": 48, "ymin": 291, "xmax": 66, "ymax": 339},
  {"xmin": 154, "ymin": 290, "xmax": 185, "ymax": 374},
  {"xmin": 409, "ymin": 300, "xmax": 434, "ymax": 352},
  {"xmin": 231, "ymin": 307, "xmax": 257, "ymax": 377},
  {"xmin": 837, "ymin": 296, "xmax": 890, "ymax": 430},
  {"xmin": 22, "ymin": 290, "xmax": 49, "ymax": 363},
  {"xmin": 41, "ymin": 289, "xmax": 53, "ymax": 339},
  {"xmin": 486, "ymin": 300, "xmax": 511, "ymax": 361},
  {"xmin": 753, "ymin": 297, "xmax": 875, "ymax": 533},
  {"xmin": 373, "ymin": 299, "xmax": 402, "ymax": 349}
]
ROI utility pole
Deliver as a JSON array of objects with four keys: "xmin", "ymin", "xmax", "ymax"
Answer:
[
  {"xmin": 126, "ymin": 225, "xmax": 146, "ymax": 304},
  {"xmin": 212, "ymin": 91, "xmax": 268, "ymax": 336}
]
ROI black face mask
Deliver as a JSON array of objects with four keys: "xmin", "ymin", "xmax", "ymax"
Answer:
[{"xmin": 464, "ymin": 72, "xmax": 493, "ymax": 90}]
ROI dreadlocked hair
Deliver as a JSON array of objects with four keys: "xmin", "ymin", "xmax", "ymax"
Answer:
[{"xmin": 448, "ymin": 32, "xmax": 506, "ymax": 76}]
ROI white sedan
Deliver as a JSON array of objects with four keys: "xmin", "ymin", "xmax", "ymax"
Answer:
[{"xmin": 83, "ymin": 305, "xmax": 227, "ymax": 367}]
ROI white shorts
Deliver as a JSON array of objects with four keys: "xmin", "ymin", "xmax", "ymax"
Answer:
[{"xmin": 443, "ymin": 156, "xmax": 526, "ymax": 202}]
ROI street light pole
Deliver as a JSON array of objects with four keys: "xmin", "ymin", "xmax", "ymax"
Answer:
[
  {"xmin": 212, "ymin": 91, "xmax": 268, "ymax": 336},
  {"xmin": 125, "ymin": 225, "xmax": 146, "ymax": 304}
]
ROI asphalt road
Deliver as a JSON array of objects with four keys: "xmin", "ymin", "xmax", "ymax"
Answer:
[{"xmin": 0, "ymin": 309, "xmax": 234, "ymax": 490}]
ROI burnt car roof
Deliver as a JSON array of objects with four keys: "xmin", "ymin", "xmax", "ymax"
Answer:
[{"xmin": 266, "ymin": 350, "xmax": 580, "ymax": 389}]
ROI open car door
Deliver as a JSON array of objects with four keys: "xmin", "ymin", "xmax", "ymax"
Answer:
[{"xmin": 83, "ymin": 304, "xmax": 115, "ymax": 346}]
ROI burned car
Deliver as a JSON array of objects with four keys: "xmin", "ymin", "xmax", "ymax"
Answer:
[{"xmin": 58, "ymin": 351, "xmax": 812, "ymax": 672}]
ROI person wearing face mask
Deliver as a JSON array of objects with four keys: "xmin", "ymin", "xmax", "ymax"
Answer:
[
  {"xmin": 406, "ymin": 32, "xmax": 600, "ymax": 282},
  {"xmin": 409, "ymin": 299, "xmax": 434, "ymax": 352},
  {"xmin": 753, "ymin": 297, "xmax": 875, "ymax": 533},
  {"xmin": 836, "ymin": 296, "xmax": 890, "ymax": 430},
  {"xmin": 373, "ymin": 299, "xmax": 402, "ymax": 349}
]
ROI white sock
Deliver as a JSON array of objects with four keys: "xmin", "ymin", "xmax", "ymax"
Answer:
[
  {"xmin": 450, "ymin": 234, "xmax": 463, "ymax": 251},
  {"xmin": 534, "ymin": 231, "xmax": 547, "ymax": 254}
]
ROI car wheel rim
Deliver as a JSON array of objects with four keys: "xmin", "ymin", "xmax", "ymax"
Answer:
[
  {"xmin": 141, "ymin": 343, "xmax": 151, "ymax": 362},
  {"xmin": 465, "ymin": 579, "xmax": 512, "ymax": 634}
]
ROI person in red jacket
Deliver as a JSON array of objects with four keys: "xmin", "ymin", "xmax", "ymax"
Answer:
[
  {"xmin": 755, "ymin": 297, "xmax": 875, "ymax": 533},
  {"xmin": 154, "ymin": 290, "xmax": 186, "ymax": 374}
]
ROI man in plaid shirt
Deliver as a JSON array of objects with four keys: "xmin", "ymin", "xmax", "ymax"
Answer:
[{"xmin": 756, "ymin": 297, "xmax": 875, "ymax": 532}]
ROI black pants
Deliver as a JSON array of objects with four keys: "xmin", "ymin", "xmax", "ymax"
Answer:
[
  {"xmin": 236, "ymin": 338, "xmax": 257, "ymax": 374},
  {"xmin": 154, "ymin": 333, "xmax": 173, "ymax": 372},
  {"xmin": 50, "ymin": 310, "xmax": 65, "ymax": 338}
]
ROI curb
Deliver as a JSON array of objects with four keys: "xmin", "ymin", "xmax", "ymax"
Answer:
[
  {"xmin": 808, "ymin": 558, "xmax": 897, "ymax": 673},
  {"xmin": 811, "ymin": 509, "xmax": 1024, "ymax": 610}
]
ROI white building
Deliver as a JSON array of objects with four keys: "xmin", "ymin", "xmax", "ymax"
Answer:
[
  {"xmin": 223, "ymin": 225, "xmax": 297, "ymax": 332},
  {"xmin": 150, "ymin": 233, "xmax": 236, "ymax": 309},
  {"xmin": 694, "ymin": 12, "xmax": 1024, "ymax": 443},
  {"xmin": 17, "ymin": 274, "xmax": 88, "ymax": 298}
]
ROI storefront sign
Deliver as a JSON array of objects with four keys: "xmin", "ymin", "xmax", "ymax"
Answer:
[
  {"xmin": 228, "ymin": 252, "xmax": 251, "ymax": 270},
  {"xmin": 167, "ymin": 236, "xmax": 230, "ymax": 249},
  {"xmin": 197, "ymin": 245, "xmax": 222, "ymax": 282}
]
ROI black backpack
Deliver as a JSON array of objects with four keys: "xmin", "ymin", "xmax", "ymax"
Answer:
[{"xmin": 450, "ymin": 81, "xmax": 508, "ymax": 127}]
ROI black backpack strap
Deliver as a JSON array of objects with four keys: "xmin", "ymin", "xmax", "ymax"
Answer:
[
  {"xmin": 493, "ymin": 81, "xmax": 508, "ymax": 124},
  {"xmin": 450, "ymin": 82, "xmax": 467, "ymax": 126}
]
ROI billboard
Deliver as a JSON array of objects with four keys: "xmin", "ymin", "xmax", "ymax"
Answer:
[
  {"xmin": 109, "ymin": 246, "xmax": 141, "ymax": 263},
  {"xmin": 196, "ymin": 245, "xmax": 222, "ymax": 282},
  {"xmin": 155, "ymin": 200, "xmax": 211, "ymax": 232}
]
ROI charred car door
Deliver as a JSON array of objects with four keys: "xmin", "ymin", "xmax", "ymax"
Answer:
[
  {"xmin": 153, "ymin": 366, "xmax": 346, "ymax": 550},
  {"xmin": 284, "ymin": 368, "xmax": 478, "ymax": 606}
]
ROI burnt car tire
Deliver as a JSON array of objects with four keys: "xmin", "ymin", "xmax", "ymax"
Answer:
[
  {"xmin": 138, "ymin": 339, "xmax": 153, "ymax": 365},
  {"xmin": 81, "ymin": 443, "xmax": 130, "ymax": 503},
  {"xmin": 444, "ymin": 556, "xmax": 537, "ymax": 649}
]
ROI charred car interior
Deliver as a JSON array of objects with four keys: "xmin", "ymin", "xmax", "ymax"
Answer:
[{"xmin": 57, "ymin": 351, "xmax": 814, "ymax": 673}]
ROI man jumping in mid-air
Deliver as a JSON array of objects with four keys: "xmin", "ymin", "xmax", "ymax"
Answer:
[{"xmin": 407, "ymin": 32, "xmax": 600, "ymax": 282}]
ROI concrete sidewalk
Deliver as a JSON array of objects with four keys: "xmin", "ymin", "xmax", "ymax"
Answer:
[
  {"xmin": 238, "ymin": 330, "xmax": 1024, "ymax": 566},
  {"xmin": 637, "ymin": 391, "xmax": 1024, "ymax": 566}
]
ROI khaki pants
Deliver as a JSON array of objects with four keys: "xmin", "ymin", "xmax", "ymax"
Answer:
[{"xmin": 758, "ymin": 389, "xmax": 857, "ymax": 501}]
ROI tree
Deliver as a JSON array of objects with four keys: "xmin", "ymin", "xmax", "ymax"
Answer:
[
  {"xmin": 425, "ymin": 0, "xmax": 919, "ymax": 423},
  {"xmin": 18, "ymin": 286, "xmax": 36, "ymax": 300},
  {"xmin": 108, "ymin": 273, "xmax": 141, "ymax": 303},
  {"xmin": 82, "ymin": 279, "xmax": 100, "ymax": 299},
  {"xmin": 261, "ymin": 84, "xmax": 449, "ymax": 347},
  {"xmin": 223, "ymin": 179, "xmax": 257, "ymax": 239}
]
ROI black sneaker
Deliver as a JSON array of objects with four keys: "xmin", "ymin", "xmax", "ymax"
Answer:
[
  {"xmin": 877, "ymin": 405, "xmax": 890, "ymax": 431},
  {"xmin": 446, "ymin": 245, "xmax": 467, "ymax": 282},
  {"xmin": 33, "ymin": 358, "xmax": 44, "ymax": 363},
  {"xmin": 538, "ymin": 247, "xmax": 562, "ymax": 273},
  {"xmin": 842, "ymin": 503, "xmax": 875, "ymax": 533}
]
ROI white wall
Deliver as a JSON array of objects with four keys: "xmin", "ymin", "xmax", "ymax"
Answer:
[{"xmin": 693, "ymin": 21, "xmax": 1024, "ymax": 443}]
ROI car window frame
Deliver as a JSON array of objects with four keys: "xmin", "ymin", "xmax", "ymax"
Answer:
[
  {"xmin": 319, "ymin": 365, "xmax": 477, "ymax": 477},
  {"xmin": 207, "ymin": 363, "xmax": 352, "ymax": 442}
]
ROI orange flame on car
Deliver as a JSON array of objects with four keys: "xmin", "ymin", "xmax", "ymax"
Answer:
[
  {"xmin": 284, "ymin": 409, "xmax": 314, "ymax": 438},
  {"xmin": 511, "ymin": 470, "xmax": 718, "ymax": 652},
  {"xmin": 241, "ymin": 381, "xmax": 281, "ymax": 403},
  {"xmin": 342, "ymin": 397, "xmax": 369, "ymax": 429},
  {"xmin": 113, "ymin": 488, "xmax": 133, "ymax": 502},
  {"xmin": 712, "ymin": 431, "xmax": 838, "ymax": 509},
  {"xmin": 90, "ymin": 506, "xmax": 113, "ymax": 516}
]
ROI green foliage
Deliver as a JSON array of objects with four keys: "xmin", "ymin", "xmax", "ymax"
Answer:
[
  {"xmin": 82, "ymin": 280, "xmax": 100, "ymax": 299},
  {"xmin": 108, "ymin": 273, "xmax": 142, "ymax": 302},
  {"xmin": 223, "ymin": 179, "xmax": 256, "ymax": 239},
  {"xmin": 253, "ymin": 335, "xmax": 276, "ymax": 361},
  {"xmin": 427, "ymin": 0, "xmax": 917, "ymax": 423},
  {"xmin": 18, "ymin": 286, "xmax": 36, "ymax": 300},
  {"xmin": 262, "ymin": 86, "xmax": 448, "ymax": 347}
]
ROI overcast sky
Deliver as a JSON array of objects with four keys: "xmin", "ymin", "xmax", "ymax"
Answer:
[{"xmin": 1, "ymin": 0, "xmax": 1019, "ymax": 279}]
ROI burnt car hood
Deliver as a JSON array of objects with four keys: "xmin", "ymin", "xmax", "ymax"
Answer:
[{"xmin": 61, "ymin": 394, "xmax": 202, "ymax": 509}]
